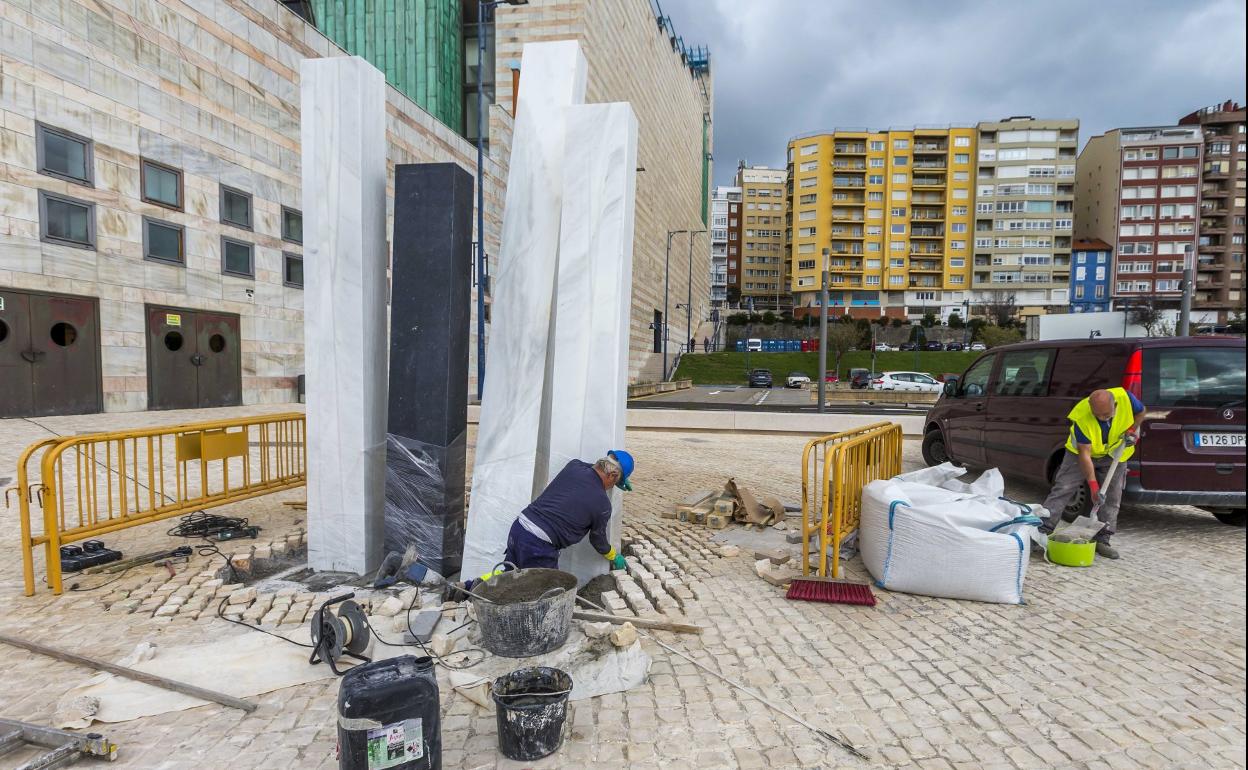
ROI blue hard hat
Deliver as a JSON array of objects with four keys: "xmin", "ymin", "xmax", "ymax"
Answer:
[{"xmin": 608, "ymin": 449, "xmax": 634, "ymax": 491}]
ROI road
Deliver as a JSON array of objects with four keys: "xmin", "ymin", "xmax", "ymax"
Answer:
[{"xmin": 629, "ymin": 384, "xmax": 931, "ymax": 414}]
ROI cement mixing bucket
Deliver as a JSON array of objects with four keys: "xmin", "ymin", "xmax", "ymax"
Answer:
[{"xmin": 471, "ymin": 566, "xmax": 577, "ymax": 658}]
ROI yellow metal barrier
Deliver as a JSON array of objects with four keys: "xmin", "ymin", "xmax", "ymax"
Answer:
[
  {"xmin": 16, "ymin": 413, "xmax": 305, "ymax": 596},
  {"xmin": 800, "ymin": 422, "xmax": 903, "ymax": 578}
]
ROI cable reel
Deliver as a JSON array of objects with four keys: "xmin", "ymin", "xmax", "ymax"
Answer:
[{"xmin": 309, "ymin": 593, "xmax": 372, "ymax": 675}]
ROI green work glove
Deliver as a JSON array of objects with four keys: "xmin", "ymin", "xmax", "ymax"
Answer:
[{"xmin": 611, "ymin": 554, "xmax": 627, "ymax": 570}]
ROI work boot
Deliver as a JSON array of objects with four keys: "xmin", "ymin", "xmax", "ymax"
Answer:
[{"xmin": 1095, "ymin": 541, "xmax": 1120, "ymax": 560}]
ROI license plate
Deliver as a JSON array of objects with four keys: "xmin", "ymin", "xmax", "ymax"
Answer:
[{"xmin": 1192, "ymin": 432, "xmax": 1246, "ymax": 448}]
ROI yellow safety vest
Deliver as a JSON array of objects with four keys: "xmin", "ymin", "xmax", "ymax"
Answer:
[{"xmin": 1065, "ymin": 387, "xmax": 1136, "ymax": 461}]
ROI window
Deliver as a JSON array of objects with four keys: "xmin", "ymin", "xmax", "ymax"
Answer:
[
  {"xmin": 799, "ymin": 177, "xmax": 817, "ymax": 188},
  {"xmin": 36, "ymin": 124, "xmax": 93, "ymax": 185},
  {"xmin": 951, "ymin": 206, "xmax": 967, "ymax": 216},
  {"xmin": 39, "ymin": 191, "xmax": 95, "ymax": 249},
  {"xmin": 799, "ymin": 160, "xmax": 818, "ymax": 171},
  {"xmin": 866, "ymin": 275, "xmax": 881, "ymax": 285},
  {"xmin": 949, "ymin": 275, "xmax": 964, "ymax": 284},
  {"xmin": 1163, "ymin": 147, "xmax": 1179, "ymax": 160},
  {"xmin": 892, "ymin": 173, "xmax": 908, "ymax": 184},
  {"xmin": 1075, "ymin": 285, "xmax": 1085, "ymax": 298},
  {"xmin": 954, "ymin": 136, "xmax": 970, "ymax": 147},
  {"xmin": 870, "ymin": 141, "xmax": 885, "ymax": 151},
  {"xmin": 958, "ymin": 354, "xmax": 996, "ymax": 397},
  {"xmin": 951, "ymin": 241, "xmax": 966, "ymax": 250},
  {"xmin": 890, "ymin": 258, "xmax": 905, "ymax": 268},
  {"xmin": 890, "ymin": 224, "xmax": 906, "ymax": 234},
  {"xmin": 894, "ymin": 156, "xmax": 909, "ymax": 166},
  {"xmin": 868, "ymin": 175, "xmax": 884, "ymax": 185},
  {"xmin": 891, "ymin": 207, "xmax": 906, "ymax": 217},
  {"xmin": 954, "ymin": 171, "xmax": 969, "ymax": 182},
  {"xmin": 221, "ymin": 236, "xmax": 254, "ymax": 277},
  {"xmin": 1076, "ymin": 266, "xmax": 1086, "ymax": 280},
  {"xmin": 952, "ymin": 189, "xmax": 969, "ymax": 199},
  {"xmin": 893, "ymin": 139, "xmax": 909, "ymax": 149},
  {"xmin": 800, "ymin": 144, "xmax": 818, "ymax": 155},
  {"xmin": 870, "ymin": 157, "xmax": 885, "ymax": 168},
  {"xmin": 951, "ymin": 223, "xmax": 967, "ymax": 233},
  {"xmin": 141, "ymin": 159, "xmax": 182, "ymax": 209},
  {"xmin": 868, "ymin": 192, "xmax": 883, "ymax": 201},
  {"xmin": 892, "ymin": 190, "xmax": 907, "ymax": 200},
  {"xmin": 995, "ymin": 349, "xmax": 1052, "ymax": 397},
  {"xmin": 284, "ymin": 252, "xmax": 304, "ymax": 288},
  {"xmin": 868, "ymin": 208, "xmax": 882, "ymax": 218},
  {"xmin": 1095, "ymin": 285, "xmax": 1105, "ymax": 298},
  {"xmin": 220, "ymin": 186, "xmax": 253, "ymax": 229},
  {"xmin": 949, "ymin": 258, "xmax": 965, "ymax": 267},
  {"xmin": 143, "ymin": 218, "xmax": 184, "ymax": 264}
]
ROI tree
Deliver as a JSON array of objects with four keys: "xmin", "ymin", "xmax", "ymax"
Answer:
[
  {"xmin": 761, "ymin": 310, "xmax": 778, "ymax": 325},
  {"xmin": 947, "ymin": 313, "xmax": 965, "ymax": 329},
  {"xmin": 826, "ymin": 323, "xmax": 859, "ymax": 379},
  {"xmin": 968, "ymin": 317, "xmax": 987, "ymax": 341},
  {"xmin": 726, "ymin": 286, "xmax": 741, "ymax": 304},
  {"xmin": 749, "ymin": 313, "xmax": 763, "ymax": 324},
  {"xmin": 726, "ymin": 313, "xmax": 749, "ymax": 326},
  {"xmin": 976, "ymin": 290, "xmax": 1017, "ymax": 327},
  {"xmin": 979, "ymin": 325, "xmax": 1023, "ymax": 348},
  {"xmin": 1128, "ymin": 300, "xmax": 1165, "ymax": 337},
  {"xmin": 921, "ymin": 312, "xmax": 938, "ymax": 328},
  {"xmin": 890, "ymin": 317, "xmax": 906, "ymax": 328}
]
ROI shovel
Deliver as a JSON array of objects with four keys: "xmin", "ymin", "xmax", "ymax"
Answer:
[{"xmin": 1051, "ymin": 442, "xmax": 1127, "ymax": 544}]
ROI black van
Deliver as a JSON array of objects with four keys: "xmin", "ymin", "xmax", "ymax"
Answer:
[{"xmin": 921, "ymin": 336, "xmax": 1246, "ymax": 524}]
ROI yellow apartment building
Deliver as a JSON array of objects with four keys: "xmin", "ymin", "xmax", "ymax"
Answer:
[
  {"xmin": 734, "ymin": 164, "xmax": 789, "ymax": 310},
  {"xmin": 785, "ymin": 127, "xmax": 977, "ymax": 319}
]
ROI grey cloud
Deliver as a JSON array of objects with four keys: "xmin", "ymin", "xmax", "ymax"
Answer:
[{"xmin": 657, "ymin": 0, "xmax": 1246, "ymax": 185}]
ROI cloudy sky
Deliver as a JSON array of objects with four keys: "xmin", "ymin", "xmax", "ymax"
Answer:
[{"xmin": 657, "ymin": 0, "xmax": 1247, "ymax": 185}]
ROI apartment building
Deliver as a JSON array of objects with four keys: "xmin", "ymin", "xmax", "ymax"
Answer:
[
  {"xmin": 1069, "ymin": 239, "xmax": 1113, "ymax": 313},
  {"xmin": 972, "ymin": 118, "xmax": 1079, "ymax": 316},
  {"xmin": 1076, "ymin": 126, "xmax": 1205, "ymax": 311},
  {"xmin": 785, "ymin": 127, "xmax": 977, "ymax": 319},
  {"xmin": 1179, "ymin": 100, "xmax": 1246, "ymax": 318},
  {"xmin": 735, "ymin": 165, "xmax": 788, "ymax": 311},
  {"xmin": 709, "ymin": 186, "xmax": 739, "ymax": 306}
]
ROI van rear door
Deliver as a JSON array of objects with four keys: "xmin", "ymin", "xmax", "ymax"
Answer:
[{"xmin": 1138, "ymin": 345, "xmax": 1247, "ymax": 494}]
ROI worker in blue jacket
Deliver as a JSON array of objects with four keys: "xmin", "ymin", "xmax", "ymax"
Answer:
[{"xmin": 502, "ymin": 450, "xmax": 634, "ymax": 571}]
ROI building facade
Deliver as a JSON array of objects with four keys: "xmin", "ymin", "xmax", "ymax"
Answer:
[
  {"xmin": 0, "ymin": 0, "xmax": 508, "ymax": 417},
  {"xmin": 1076, "ymin": 126, "xmax": 1204, "ymax": 313},
  {"xmin": 709, "ymin": 185, "xmax": 739, "ymax": 307},
  {"xmin": 493, "ymin": 0, "xmax": 714, "ymax": 382},
  {"xmin": 972, "ymin": 118, "xmax": 1078, "ymax": 316},
  {"xmin": 1069, "ymin": 239, "xmax": 1113, "ymax": 313},
  {"xmin": 785, "ymin": 127, "xmax": 977, "ymax": 320},
  {"xmin": 1179, "ymin": 100, "xmax": 1246, "ymax": 318},
  {"xmin": 735, "ymin": 164, "xmax": 787, "ymax": 311}
]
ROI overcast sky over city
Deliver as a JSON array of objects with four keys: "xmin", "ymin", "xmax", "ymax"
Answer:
[{"xmin": 658, "ymin": 0, "xmax": 1247, "ymax": 186}]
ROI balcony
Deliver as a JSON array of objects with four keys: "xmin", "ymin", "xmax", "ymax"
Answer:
[
  {"xmin": 911, "ymin": 176, "xmax": 946, "ymax": 188},
  {"xmin": 909, "ymin": 261, "xmax": 943, "ymax": 273},
  {"xmin": 913, "ymin": 142, "xmax": 947, "ymax": 154},
  {"xmin": 911, "ymin": 211, "xmax": 945, "ymax": 221},
  {"xmin": 911, "ymin": 248, "xmax": 943, "ymax": 257},
  {"xmin": 832, "ymin": 161, "xmax": 867, "ymax": 170},
  {"xmin": 827, "ymin": 263, "xmax": 863, "ymax": 272},
  {"xmin": 1198, "ymin": 259, "xmax": 1227, "ymax": 271},
  {"xmin": 834, "ymin": 143, "xmax": 867, "ymax": 154},
  {"xmin": 833, "ymin": 179, "xmax": 865, "ymax": 188},
  {"xmin": 830, "ymin": 213, "xmax": 865, "ymax": 223},
  {"xmin": 1196, "ymin": 279, "xmax": 1225, "ymax": 289},
  {"xmin": 911, "ymin": 227, "xmax": 944, "ymax": 238},
  {"xmin": 909, "ymin": 279, "xmax": 941, "ymax": 288},
  {"xmin": 914, "ymin": 160, "xmax": 947, "ymax": 169},
  {"xmin": 912, "ymin": 193, "xmax": 944, "ymax": 204},
  {"xmin": 1201, "ymin": 186, "xmax": 1229, "ymax": 197}
]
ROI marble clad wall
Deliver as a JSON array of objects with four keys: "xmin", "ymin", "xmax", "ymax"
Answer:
[
  {"xmin": 549, "ymin": 103, "xmax": 639, "ymax": 583},
  {"xmin": 301, "ymin": 57, "xmax": 389, "ymax": 575},
  {"xmin": 461, "ymin": 41, "xmax": 588, "ymax": 581}
]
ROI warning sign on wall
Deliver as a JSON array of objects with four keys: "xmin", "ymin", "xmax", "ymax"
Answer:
[{"xmin": 166, "ymin": 314, "xmax": 181, "ymax": 327}]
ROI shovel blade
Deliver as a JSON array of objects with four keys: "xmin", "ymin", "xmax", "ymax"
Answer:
[{"xmin": 1053, "ymin": 513, "xmax": 1105, "ymax": 543}]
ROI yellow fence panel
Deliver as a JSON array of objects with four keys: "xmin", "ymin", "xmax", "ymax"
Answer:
[
  {"xmin": 14, "ymin": 413, "xmax": 305, "ymax": 596},
  {"xmin": 800, "ymin": 422, "xmax": 903, "ymax": 578}
]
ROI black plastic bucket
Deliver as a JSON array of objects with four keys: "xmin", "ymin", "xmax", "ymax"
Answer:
[{"xmin": 492, "ymin": 667, "xmax": 573, "ymax": 761}]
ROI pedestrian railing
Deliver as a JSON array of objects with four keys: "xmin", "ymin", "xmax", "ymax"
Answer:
[
  {"xmin": 12, "ymin": 412, "xmax": 306, "ymax": 595},
  {"xmin": 800, "ymin": 422, "xmax": 903, "ymax": 578}
]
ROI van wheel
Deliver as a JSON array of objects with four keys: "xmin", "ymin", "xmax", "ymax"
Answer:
[
  {"xmin": 1061, "ymin": 484, "xmax": 1093, "ymax": 522},
  {"xmin": 1212, "ymin": 509, "xmax": 1246, "ymax": 527},
  {"xmin": 921, "ymin": 430, "xmax": 960, "ymax": 467}
]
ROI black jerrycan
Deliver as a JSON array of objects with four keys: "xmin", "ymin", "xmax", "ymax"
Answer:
[{"xmin": 337, "ymin": 655, "xmax": 441, "ymax": 770}]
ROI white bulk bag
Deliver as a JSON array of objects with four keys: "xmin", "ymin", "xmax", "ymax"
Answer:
[{"xmin": 860, "ymin": 463, "xmax": 1044, "ymax": 604}]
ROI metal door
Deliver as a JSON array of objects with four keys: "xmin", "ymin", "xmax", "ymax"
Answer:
[
  {"xmin": 26, "ymin": 293, "xmax": 100, "ymax": 416},
  {"xmin": 193, "ymin": 312, "xmax": 242, "ymax": 407},
  {"xmin": 146, "ymin": 307, "xmax": 198, "ymax": 410},
  {"xmin": 0, "ymin": 289, "xmax": 35, "ymax": 417}
]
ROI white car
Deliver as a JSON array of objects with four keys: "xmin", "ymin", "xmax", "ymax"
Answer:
[
  {"xmin": 969, "ymin": 342, "xmax": 987, "ymax": 351},
  {"xmin": 874, "ymin": 343, "xmax": 894, "ymax": 352},
  {"xmin": 785, "ymin": 372, "xmax": 811, "ymax": 388},
  {"xmin": 870, "ymin": 371, "xmax": 943, "ymax": 392}
]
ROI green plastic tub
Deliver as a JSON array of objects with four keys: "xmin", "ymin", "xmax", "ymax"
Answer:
[{"xmin": 1046, "ymin": 538, "xmax": 1096, "ymax": 567}]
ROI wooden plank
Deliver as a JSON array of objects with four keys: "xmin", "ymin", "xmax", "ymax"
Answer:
[
  {"xmin": 572, "ymin": 610, "xmax": 702, "ymax": 635},
  {"xmin": 0, "ymin": 633, "xmax": 257, "ymax": 713}
]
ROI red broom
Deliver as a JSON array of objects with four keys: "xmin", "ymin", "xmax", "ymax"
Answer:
[{"xmin": 785, "ymin": 577, "xmax": 876, "ymax": 606}]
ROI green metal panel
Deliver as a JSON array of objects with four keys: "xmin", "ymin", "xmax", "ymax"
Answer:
[{"xmin": 311, "ymin": 0, "xmax": 464, "ymax": 132}]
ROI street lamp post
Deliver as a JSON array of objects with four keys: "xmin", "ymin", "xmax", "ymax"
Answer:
[
  {"xmin": 686, "ymin": 230, "xmax": 706, "ymax": 356},
  {"xmin": 817, "ymin": 248, "xmax": 829, "ymax": 414},
  {"xmin": 475, "ymin": 0, "xmax": 527, "ymax": 401},
  {"xmin": 663, "ymin": 229, "xmax": 688, "ymax": 380}
]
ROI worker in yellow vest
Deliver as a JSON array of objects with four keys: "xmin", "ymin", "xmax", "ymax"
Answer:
[{"xmin": 1040, "ymin": 387, "xmax": 1146, "ymax": 559}]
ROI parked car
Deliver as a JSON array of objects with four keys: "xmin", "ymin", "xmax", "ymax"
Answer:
[
  {"xmin": 747, "ymin": 368, "xmax": 772, "ymax": 388},
  {"xmin": 946, "ymin": 341, "xmax": 965, "ymax": 352},
  {"xmin": 871, "ymin": 371, "xmax": 943, "ymax": 393},
  {"xmin": 848, "ymin": 368, "xmax": 873, "ymax": 390},
  {"xmin": 924, "ymin": 341, "xmax": 945, "ymax": 351},
  {"xmin": 746, "ymin": 338, "xmax": 763, "ymax": 352},
  {"xmin": 922, "ymin": 337, "xmax": 1246, "ymax": 524},
  {"xmin": 969, "ymin": 342, "xmax": 987, "ymax": 351},
  {"xmin": 874, "ymin": 343, "xmax": 894, "ymax": 352},
  {"xmin": 824, "ymin": 372, "xmax": 839, "ymax": 384},
  {"xmin": 899, "ymin": 342, "xmax": 919, "ymax": 351},
  {"xmin": 936, "ymin": 372, "xmax": 961, "ymax": 384},
  {"xmin": 785, "ymin": 372, "xmax": 811, "ymax": 388}
]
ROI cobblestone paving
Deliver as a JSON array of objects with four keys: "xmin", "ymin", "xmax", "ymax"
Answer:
[{"xmin": 0, "ymin": 407, "xmax": 1244, "ymax": 769}]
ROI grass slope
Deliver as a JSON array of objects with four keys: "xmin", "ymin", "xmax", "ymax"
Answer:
[{"xmin": 673, "ymin": 350, "xmax": 980, "ymax": 385}]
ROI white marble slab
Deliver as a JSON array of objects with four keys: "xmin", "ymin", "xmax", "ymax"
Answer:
[
  {"xmin": 461, "ymin": 41, "xmax": 588, "ymax": 581},
  {"xmin": 301, "ymin": 57, "xmax": 389, "ymax": 575},
  {"xmin": 549, "ymin": 103, "xmax": 639, "ymax": 583}
]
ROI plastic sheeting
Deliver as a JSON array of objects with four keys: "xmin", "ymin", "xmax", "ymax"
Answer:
[
  {"xmin": 384, "ymin": 431, "xmax": 466, "ymax": 577},
  {"xmin": 860, "ymin": 463, "xmax": 1046, "ymax": 604}
]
